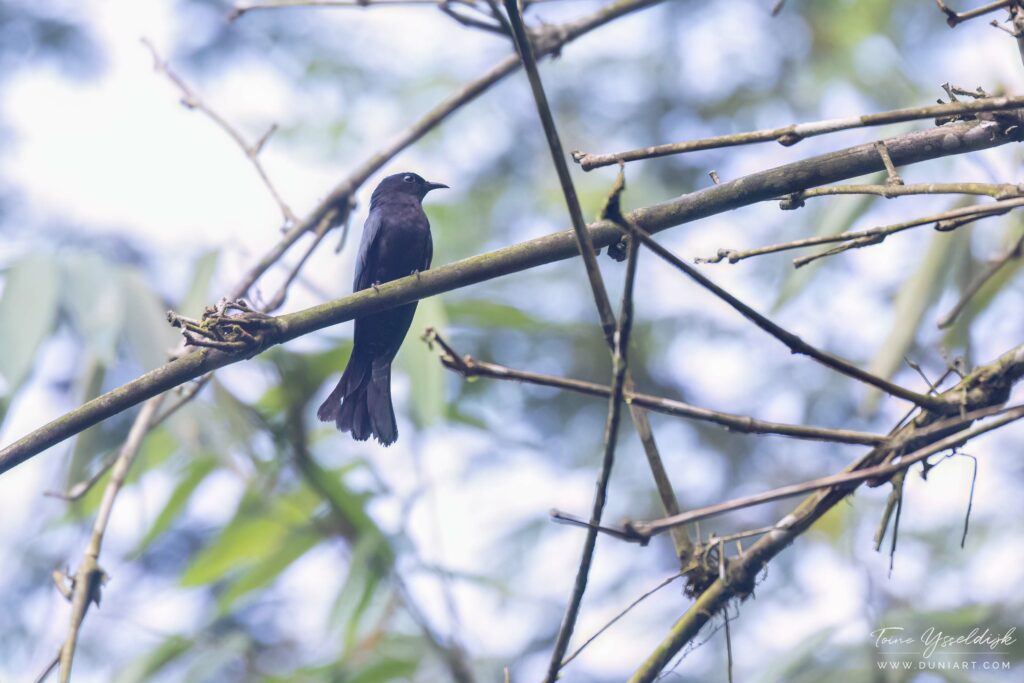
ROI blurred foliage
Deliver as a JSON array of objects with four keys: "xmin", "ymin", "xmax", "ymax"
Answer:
[{"xmin": 1, "ymin": 0, "xmax": 1023, "ymax": 682}]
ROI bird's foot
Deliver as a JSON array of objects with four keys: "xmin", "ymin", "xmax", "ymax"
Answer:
[
  {"xmin": 411, "ymin": 269, "xmax": 422, "ymax": 280},
  {"xmin": 371, "ymin": 281, "xmax": 382, "ymax": 293}
]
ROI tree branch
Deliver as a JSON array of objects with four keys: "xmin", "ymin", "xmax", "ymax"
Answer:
[
  {"xmin": 938, "ymin": 229, "xmax": 1024, "ymax": 328},
  {"xmin": 573, "ymin": 95, "xmax": 1024, "ymax": 170},
  {"xmin": 425, "ymin": 331, "xmax": 886, "ymax": 445},
  {"xmin": 141, "ymin": 39, "xmax": 297, "ymax": 226},
  {"xmin": 611, "ymin": 217, "xmax": 955, "ymax": 412},
  {"xmin": 2, "ymin": 118, "xmax": 1018, "ymax": 476},
  {"xmin": 780, "ymin": 181, "xmax": 1024, "ymax": 207},
  {"xmin": 56, "ymin": 396, "xmax": 165, "ymax": 683},
  {"xmin": 698, "ymin": 197, "xmax": 1024, "ymax": 266},
  {"xmin": 626, "ymin": 342, "xmax": 1024, "ymax": 681}
]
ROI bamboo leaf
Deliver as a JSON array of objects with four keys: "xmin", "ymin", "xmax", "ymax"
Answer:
[{"xmin": 0, "ymin": 252, "xmax": 60, "ymax": 393}]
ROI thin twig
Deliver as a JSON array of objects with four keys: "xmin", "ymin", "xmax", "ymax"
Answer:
[
  {"xmin": 32, "ymin": 652, "xmax": 59, "ymax": 683},
  {"xmin": 874, "ymin": 140, "xmax": 904, "ymax": 186},
  {"xmin": 426, "ymin": 333, "xmax": 886, "ymax": 445},
  {"xmin": 698, "ymin": 197, "xmax": 1024, "ymax": 266},
  {"xmin": 781, "ymin": 181, "xmax": 1024, "ymax": 208},
  {"xmin": 560, "ymin": 571, "xmax": 685, "ymax": 667},
  {"xmin": 959, "ymin": 453, "xmax": 978, "ymax": 548},
  {"xmin": 3, "ymin": 116, "xmax": 1017, "ymax": 476},
  {"xmin": 264, "ymin": 206, "xmax": 342, "ymax": 311},
  {"xmin": 938, "ymin": 230, "xmax": 1024, "ymax": 328},
  {"xmin": 57, "ymin": 396, "xmax": 164, "ymax": 682},
  {"xmin": 934, "ymin": 0, "xmax": 1012, "ymax": 27},
  {"xmin": 628, "ymin": 346, "xmax": 1024, "ymax": 681},
  {"xmin": 573, "ymin": 95, "xmax": 1024, "ymax": 170},
  {"xmin": 621, "ymin": 405, "xmax": 1024, "ymax": 542},
  {"xmin": 613, "ymin": 219, "xmax": 953, "ymax": 412},
  {"xmin": 790, "ymin": 205, "xmax": 1017, "ymax": 268},
  {"xmin": 231, "ymin": 0, "xmax": 464, "ymax": 20},
  {"xmin": 503, "ymin": 2, "xmax": 632, "ymax": 676},
  {"xmin": 141, "ymin": 39, "xmax": 297, "ymax": 226},
  {"xmin": 503, "ymin": 0, "xmax": 615, "ymax": 341}
]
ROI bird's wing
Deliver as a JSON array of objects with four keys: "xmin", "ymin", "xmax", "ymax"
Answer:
[
  {"xmin": 353, "ymin": 208, "xmax": 384, "ymax": 292},
  {"xmin": 423, "ymin": 228, "xmax": 433, "ymax": 271}
]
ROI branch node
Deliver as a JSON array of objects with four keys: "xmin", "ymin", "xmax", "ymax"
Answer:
[{"xmin": 168, "ymin": 298, "xmax": 280, "ymax": 357}]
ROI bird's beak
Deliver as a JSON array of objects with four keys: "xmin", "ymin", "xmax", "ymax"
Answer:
[{"xmin": 424, "ymin": 181, "xmax": 449, "ymax": 193}]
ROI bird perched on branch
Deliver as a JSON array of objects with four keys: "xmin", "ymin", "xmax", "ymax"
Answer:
[{"xmin": 317, "ymin": 172, "xmax": 448, "ymax": 446}]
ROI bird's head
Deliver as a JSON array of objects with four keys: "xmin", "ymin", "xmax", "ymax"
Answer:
[{"xmin": 372, "ymin": 172, "xmax": 449, "ymax": 203}]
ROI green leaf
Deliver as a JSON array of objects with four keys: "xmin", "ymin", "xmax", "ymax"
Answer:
[
  {"xmin": 66, "ymin": 356, "xmax": 109, "ymax": 486},
  {"xmin": 446, "ymin": 298, "xmax": 544, "ymax": 330},
  {"xmin": 0, "ymin": 252, "xmax": 60, "ymax": 393},
  {"xmin": 396, "ymin": 296, "xmax": 447, "ymax": 428},
  {"xmin": 944, "ymin": 221, "xmax": 1024, "ymax": 350},
  {"xmin": 182, "ymin": 516, "xmax": 291, "ymax": 587},
  {"xmin": 181, "ymin": 485, "xmax": 321, "ymax": 587},
  {"xmin": 299, "ymin": 460, "xmax": 380, "ymax": 539},
  {"xmin": 73, "ymin": 426, "xmax": 179, "ymax": 517},
  {"xmin": 121, "ymin": 267, "xmax": 179, "ymax": 371},
  {"xmin": 348, "ymin": 654, "xmax": 419, "ymax": 683},
  {"xmin": 217, "ymin": 529, "xmax": 320, "ymax": 610},
  {"xmin": 61, "ymin": 250, "xmax": 124, "ymax": 364},
  {"xmin": 178, "ymin": 250, "xmax": 219, "ymax": 318},
  {"xmin": 862, "ymin": 229, "xmax": 964, "ymax": 413},
  {"xmin": 133, "ymin": 455, "xmax": 219, "ymax": 555},
  {"xmin": 115, "ymin": 635, "xmax": 193, "ymax": 683},
  {"xmin": 332, "ymin": 534, "xmax": 389, "ymax": 652}
]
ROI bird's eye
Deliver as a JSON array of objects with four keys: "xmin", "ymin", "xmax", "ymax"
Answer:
[{"xmin": 402, "ymin": 175, "xmax": 415, "ymax": 183}]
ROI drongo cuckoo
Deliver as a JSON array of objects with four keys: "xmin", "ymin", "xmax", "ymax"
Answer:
[{"xmin": 317, "ymin": 172, "xmax": 447, "ymax": 446}]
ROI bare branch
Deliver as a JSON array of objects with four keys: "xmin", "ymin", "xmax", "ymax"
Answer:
[
  {"xmin": 612, "ymin": 218, "xmax": 954, "ymax": 411},
  {"xmin": 624, "ymin": 405, "xmax": 1023, "ymax": 541},
  {"xmin": 573, "ymin": 95, "xmax": 1024, "ymax": 170},
  {"xmin": 57, "ymin": 396, "xmax": 165, "ymax": 682},
  {"xmin": 425, "ymin": 330, "xmax": 887, "ymax": 445},
  {"xmin": 561, "ymin": 571, "xmax": 685, "ymax": 668},
  {"xmin": 627, "ymin": 342, "xmax": 1024, "ymax": 680},
  {"xmin": 938, "ymin": 230, "xmax": 1024, "ymax": 328},
  {"xmin": 502, "ymin": 3, "xmax": 635, "ymax": 677},
  {"xmin": 141, "ymin": 39, "xmax": 297, "ymax": 226},
  {"xmin": 781, "ymin": 181, "xmax": 1024, "ymax": 207},
  {"xmin": 2, "ymin": 117, "xmax": 1017, "ymax": 477},
  {"xmin": 935, "ymin": 0, "xmax": 1012, "ymax": 27},
  {"xmin": 790, "ymin": 199, "xmax": 1022, "ymax": 268},
  {"xmin": 699, "ymin": 197, "xmax": 1024, "ymax": 266}
]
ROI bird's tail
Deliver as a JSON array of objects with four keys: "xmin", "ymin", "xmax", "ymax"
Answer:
[{"xmin": 317, "ymin": 351, "xmax": 398, "ymax": 446}]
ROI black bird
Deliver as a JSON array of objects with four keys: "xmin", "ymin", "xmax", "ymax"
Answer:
[{"xmin": 317, "ymin": 172, "xmax": 447, "ymax": 446}]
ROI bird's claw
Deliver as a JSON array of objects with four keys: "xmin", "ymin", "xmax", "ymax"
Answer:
[
  {"xmin": 371, "ymin": 281, "xmax": 382, "ymax": 293},
  {"xmin": 411, "ymin": 269, "xmax": 422, "ymax": 280}
]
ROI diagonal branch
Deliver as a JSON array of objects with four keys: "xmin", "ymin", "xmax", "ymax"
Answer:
[
  {"xmin": 141, "ymin": 39, "xmax": 297, "ymax": 226},
  {"xmin": 780, "ymin": 181, "xmax": 1024, "ymax": 207},
  {"xmin": 573, "ymin": 95, "xmax": 1024, "ymax": 170},
  {"xmin": 934, "ymin": 0, "xmax": 1012, "ymax": 26},
  {"xmin": 628, "ymin": 409, "xmax": 1024, "ymax": 682},
  {"xmin": 938, "ymin": 229, "xmax": 1024, "ymax": 328},
  {"xmin": 502, "ymin": 3, "xmax": 644, "ymax": 678},
  {"xmin": 623, "ymin": 403, "xmax": 1024, "ymax": 542},
  {"xmin": 611, "ymin": 219, "xmax": 953, "ymax": 412},
  {"xmin": 699, "ymin": 197, "xmax": 1024, "ymax": 266},
  {"xmin": 425, "ymin": 331, "xmax": 886, "ymax": 445},
  {"xmin": 2, "ymin": 117, "xmax": 1019, "ymax": 477},
  {"xmin": 626, "ymin": 342, "xmax": 1024, "ymax": 681},
  {"xmin": 56, "ymin": 396, "xmax": 165, "ymax": 683}
]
